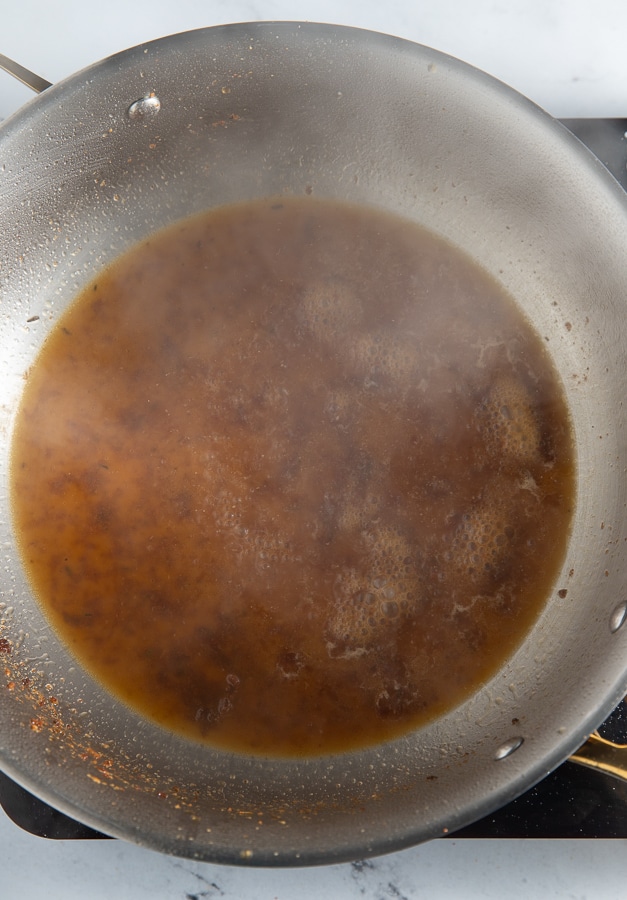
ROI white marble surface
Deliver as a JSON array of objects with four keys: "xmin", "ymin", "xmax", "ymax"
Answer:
[{"xmin": 2, "ymin": 1, "xmax": 627, "ymax": 897}]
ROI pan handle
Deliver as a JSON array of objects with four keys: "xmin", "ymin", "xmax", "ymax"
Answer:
[
  {"xmin": 0, "ymin": 53, "xmax": 51, "ymax": 93},
  {"xmin": 569, "ymin": 732, "xmax": 627, "ymax": 783}
]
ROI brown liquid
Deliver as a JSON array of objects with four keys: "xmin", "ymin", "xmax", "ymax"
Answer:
[{"xmin": 10, "ymin": 197, "xmax": 575, "ymax": 757}]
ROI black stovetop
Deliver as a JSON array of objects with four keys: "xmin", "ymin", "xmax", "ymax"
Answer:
[{"xmin": 1, "ymin": 117, "xmax": 626, "ymax": 843}]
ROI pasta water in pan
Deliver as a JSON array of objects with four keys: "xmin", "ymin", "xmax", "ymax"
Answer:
[{"xmin": 10, "ymin": 196, "xmax": 574, "ymax": 756}]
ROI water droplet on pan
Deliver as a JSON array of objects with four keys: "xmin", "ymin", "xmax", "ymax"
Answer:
[
  {"xmin": 609, "ymin": 600, "xmax": 627, "ymax": 634},
  {"xmin": 494, "ymin": 736, "xmax": 524, "ymax": 760},
  {"xmin": 127, "ymin": 93, "xmax": 161, "ymax": 120}
]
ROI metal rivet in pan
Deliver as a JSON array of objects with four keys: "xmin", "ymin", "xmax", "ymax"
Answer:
[
  {"xmin": 127, "ymin": 93, "xmax": 161, "ymax": 120},
  {"xmin": 609, "ymin": 601, "xmax": 627, "ymax": 634},
  {"xmin": 494, "ymin": 736, "xmax": 524, "ymax": 761}
]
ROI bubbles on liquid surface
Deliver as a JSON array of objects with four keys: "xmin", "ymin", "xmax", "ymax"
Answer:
[
  {"xmin": 476, "ymin": 375, "xmax": 541, "ymax": 463},
  {"xmin": 327, "ymin": 522, "xmax": 419, "ymax": 657}
]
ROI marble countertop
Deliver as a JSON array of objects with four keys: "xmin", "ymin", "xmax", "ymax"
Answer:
[{"xmin": 2, "ymin": 1, "xmax": 627, "ymax": 897}]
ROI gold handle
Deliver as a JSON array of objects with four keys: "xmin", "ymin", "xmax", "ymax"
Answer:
[
  {"xmin": 0, "ymin": 53, "xmax": 51, "ymax": 93},
  {"xmin": 569, "ymin": 731, "xmax": 627, "ymax": 782}
]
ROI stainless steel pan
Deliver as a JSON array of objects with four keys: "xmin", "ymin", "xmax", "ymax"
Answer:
[{"xmin": 1, "ymin": 22, "xmax": 626, "ymax": 866}]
